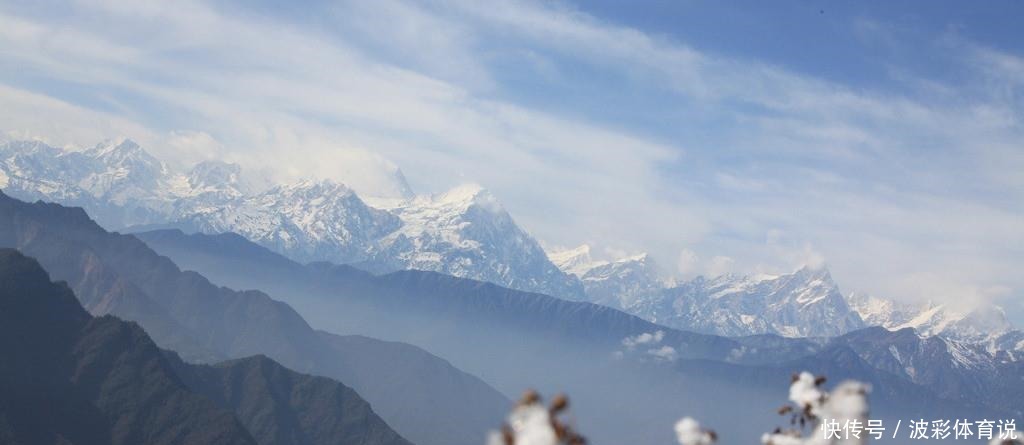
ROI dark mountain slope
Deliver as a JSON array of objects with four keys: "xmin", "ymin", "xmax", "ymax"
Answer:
[
  {"xmin": 167, "ymin": 354, "xmax": 411, "ymax": 445},
  {"xmin": 133, "ymin": 228, "xmax": 1016, "ymax": 445},
  {"xmin": 830, "ymin": 327, "xmax": 1024, "ymax": 418},
  {"xmin": 317, "ymin": 332, "xmax": 511, "ymax": 440},
  {"xmin": 0, "ymin": 248, "xmax": 411, "ymax": 445},
  {"xmin": 0, "ymin": 249, "xmax": 256, "ymax": 445},
  {"xmin": 0, "ymin": 192, "xmax": 508, "ymax": 445}
]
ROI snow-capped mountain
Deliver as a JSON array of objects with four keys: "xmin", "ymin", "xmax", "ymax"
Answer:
[
  {"xmin": 846, "ymin": 292, "xmax": 1022, "ymax": 352},
  {"xmin": 181, "ymin": 160, "xmax": 247, "ymax": 200},
  {"xmin": 0, "ymin": 140, "xmax": 90, "ymax": 201},
  {"xmin": 76, "ymin": 139, "xmax": 172, "ymax": 206},
  {"xmin": 548, "ymin": 245, "xmax": 662, "ymax": 308},
  {"xmin": 547, "ymin": 244, "xmax": 600, "ymax": 277},
  {"xmin": 179, "ymin": 181, "xmax": 583, "ymax": 298},
  {"xmin": 551, "ymin": 245, "xmax": 1022, "ymax": 348},
  {"xmin": 993, "ymin": 330, "xmax": 1024, "ymax": 355},
  {"xmin": 644, "ymin": 267, "xmax": 865, "ymax": 337},
  {"xmin": 0, "ymin": 138, "xmax": 583, "ymax": 299},
  {"xmin": 829, "ymin": 327, "xmax": 1024, "ymax": 414},
  {"xmin": 361, "ymin": 185, "xmax": 585, "ymax": 299},
  {"xmin": 4, "ymin": 138, "xmax": 1017, "ymax": 344},
  {"xmin": 0, "ymin": 139, "xmax": 179, "ymax": 227},
  {"xmin": 175, "ymin": 179, "xmax": 402, "ymax": 264},
  {"xmin": 549, "ymin": 247, "xmax": 867, "ymax": 338}
]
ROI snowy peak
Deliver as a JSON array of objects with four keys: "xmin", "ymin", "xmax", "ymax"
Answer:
[
  {"xmin": 166, "ymin": 160, "xmax": 249, "ymax": 216},
  {"xmin": 846, "ymin": 292, "xmax": 902, "ymax": 327},
  {"xmin": 0, "ymin": 139, "xmax": 63, "ymax": 157},
  {"xmin": 582, "ymin": 253, "xmax": 656, "ymax": 284},
  {"xmin": 174, "ymin": 160, "xmax": 247, "ymax": 204},
  {"xmin": 845, "ymin": 292, "xmax": 1021, "ymax": 353},
  {"xmin": 432, "ymin": 183, "xmax": 501, "ymax": 212},
  {"xmin": 170, "ymin": 178, "xmax": 584, "ymax": 299},
  {"xmin": 548, "ymin": 245, "xmax": 655, "ymax": 278},
  {"xmin": 369, "ymin": 184, "xmax": 585, "ymax": 299},
  {"xmin": 616, "ymin": 252, "xmax": 652, "ymax": 265},
  {"xmin": 0, "ymin": 140, "xmax": 75, "ymax": 181},
  {"xmin": 771, "ymin": 266, "xmax": 843, "ymax": 307},
  {"xmin": 382, "ymin": 184, "xmax": 528, "ymax": 253},
  {"xmin": 789, "ymin": 264, "xmax": 831, "ymax": 282},
  {"xmin": 268, "ymin": 178, "xmax": 356, "ymax": 201},
  {"xmin": 612, "ymin": 265, "xmax": 864, "ymax": 338},
  {"xmin": 547, "ymin": 244, "xmax": 602, "ymax": 277},
  {"xmin": 187, "ymin": 160, "xmax": 242, "ymax": 191},
  {"xmin": 77, "ymin": 138, "xmax": 172, "ymax": 204},
  {"xmin": 86, "ymin": 138, "xmax": 150, "ymax": 161},
  {"xmin": 947, "ymin": 305, "xmax": 1014, "ymax": 341},
  {"xmin": 82, "ymin": 138, "xmax": 169, "ymax": 184},
  {"xmin": 178, "ymin": 177, "xmax": 400, "ymax": 265},
  {"xmin": 560, "ymin": 257, "xmax": 865, "ymax": 338},
  {"xmin": 572, "ymin": 251, "xmax": 661, "ymax": 309},
  {"xmin": 0, "ymin": 138, "xmax": 587, "ymax": 299},
  {"xmin": 0, "ymin": 139, "xmax": 181, "ymax": 225}
]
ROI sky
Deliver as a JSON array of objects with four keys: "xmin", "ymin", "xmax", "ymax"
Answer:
[{"xmin": 0, "ymin": 0, "xmax": 1022, "ymax": 312}]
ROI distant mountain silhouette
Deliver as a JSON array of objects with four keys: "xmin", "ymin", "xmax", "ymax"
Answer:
[
  {"xmin": 0, "ymin": 191, "xmax": 508, "ymax": 445},
  {"xmin": 0, "ymin": 248, "xmax": 411, "ymax": 445},
  {"xmin": 135, "ymin": 228, "xmax": 1018, "ymax": 445}
]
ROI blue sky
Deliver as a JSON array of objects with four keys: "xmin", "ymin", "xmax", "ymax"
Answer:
[
  {"xmin": 586, "ymin": 1, "xmax": 1024, "ymax": 86},
  {"xmin": 0, "ymin": 0, "xmax": 1022, "ymax": 313}
]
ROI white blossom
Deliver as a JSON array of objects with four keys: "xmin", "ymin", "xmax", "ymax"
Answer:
[
  {"xmin": 506, "ymin": 403, "xmax": 557, "ymax": 445},
  {"xmin": 788, "ymin": 372, "xmax": 824, "ymax": 414},
  {"xmin": 763, "ymin": 372, "xmax": 871, "ymax": 445},
  {"xmin": 823, "ymin": 381, "xmax": 869, "ymax": 421},
  {"xmin": 675, "ymin": 417, "xmax": 715, "ymax": 445},
  {"xmin": 486, "ymin": 431, "xmax": 506, "ymax": 445}
]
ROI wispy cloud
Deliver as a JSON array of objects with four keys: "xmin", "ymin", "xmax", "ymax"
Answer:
[{"xmin": 0, "ymin": 0, "xmax": 1020, "ymax": 308}]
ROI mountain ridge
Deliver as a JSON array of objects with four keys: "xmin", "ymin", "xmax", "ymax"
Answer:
[
  {"xmin": 134, "ymin": 227, "xmax": 1020, "ymax": 443},
  {"xmin": 549, "ymin": 244, "xmax": 1021, "ymax": 348},
  {"xmin": 0, "ymin": 248, "xmax": 415, "ymax": 445},
  {"xmin": 0, "ymin": 191, "xmax": 509, "ymax": 445},
  {"xmin": 0, "ymin": 138, "xmax": 583, "ymax": 299}
]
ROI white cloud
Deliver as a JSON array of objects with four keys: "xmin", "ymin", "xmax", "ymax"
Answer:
[
  {"xmin": 622, "ymin": 330, "xmax": 665, "ymax": 350},
  {"xmin": 677, "ymin": 249, "xmax": 699, "ymax": 277},
  {"xmin": 647, "ymin": 345, "xmax": 678, "ymax": 362},
  {"xmin": 0, "ymin": 84, "xmax": 155, "ymax": 150},
  {"xmin": 620, "ymin": 330, "xmax": 677, "ymax": 362},
  {"xmin": 0, "ymin": 0, "xmax": 1020, "ymax": 309},
  {"xmin": 164, "ymin": 131, "xmax": 224, "ymax": 167},
  {"xmin": 706, "ymin": 256, "xmax": 735, "ymax": 278}
]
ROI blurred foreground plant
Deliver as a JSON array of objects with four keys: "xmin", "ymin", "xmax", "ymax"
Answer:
[
  {"xmin": 487, "ymin": 390, "xmax": 586, "ymax": 445},
  {"xmin": 489, "ymin": 371, "xmax": 873, "ymax": 444},
  {"xmin": 761, "ymin": 372, "xmax": 870, "ymax": 445}
]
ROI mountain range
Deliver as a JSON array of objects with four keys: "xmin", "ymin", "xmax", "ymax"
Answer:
[
  {"xmin": 2, "ymin": 138, "xmax": 1019, "ymax": 351},
  {"xmin": 0, "ymin": 190, "xmax": 1019, "ymax": 443},
  {"xmin": 0, "ymin": 191, "xmax": 509, "ymax": 445},
  {"xmin": 549, "ymin": 244, "xmax": 1023, "ymax": 347},
  {"xmin": 847, "ymin": 292, "xmax": 1024, "ymax": 352},
  {"xmin": 0, "ymin": 249, "xmax": 409, "ymax": 445},
  {"xmin": 134, "ymin": 226, "xmax": 1021, "ymax": 441},
  {"xmin": 0, "ymin": 138, "xmax": 582, "ymax": 299}
]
